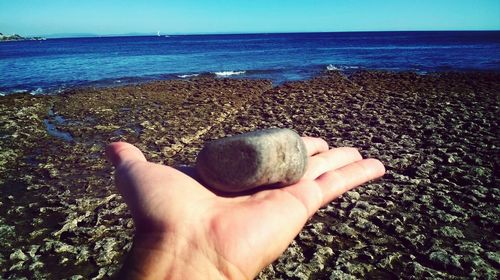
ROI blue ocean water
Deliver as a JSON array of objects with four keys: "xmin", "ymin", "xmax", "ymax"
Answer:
[{"xmin": 1, "ymin": 31, "xmax": 499, "ymax": 94}]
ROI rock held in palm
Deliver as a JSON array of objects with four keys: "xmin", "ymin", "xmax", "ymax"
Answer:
[{"xmin": 196, "ymin": 128, "xmax": 308, "ymax": 193}]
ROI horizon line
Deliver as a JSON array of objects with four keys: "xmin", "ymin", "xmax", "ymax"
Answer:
[{"xmin": 23, "ymin": 29, "xmax": 500, "ymax": 39}]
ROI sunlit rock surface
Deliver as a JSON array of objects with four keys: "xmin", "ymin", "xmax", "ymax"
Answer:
[{"xmin": 0, "ymin": 72, "xmax": 498, "ymax": 279}]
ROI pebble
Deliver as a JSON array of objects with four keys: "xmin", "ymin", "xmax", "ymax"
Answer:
[{"xmin": 196, "ymin": 128, "xmax": 307, "ymax": 192}]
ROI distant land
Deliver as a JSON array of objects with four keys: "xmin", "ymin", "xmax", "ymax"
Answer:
[
  {"xmin": 0, "ymin": 31, "xmax": 158, "ymax": 40},
  {"xmin": 39, "ymin": 32, "xmax": 156, "ymax": 38},
  {"xmin": 26, "ymin": 30, "xmax": 500, "ymax": 39},
  {"xmin": 0, "ymin": 32, "xmax": 45, "ymax": 41},
  {"xmin": 4, "ymin": 30, "xmax": 500, "ymax": 40}
]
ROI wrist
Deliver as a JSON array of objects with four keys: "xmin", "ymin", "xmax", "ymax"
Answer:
[{"xmin": 117, "ymin": 231, "xmax": 247, "ymax": 280}]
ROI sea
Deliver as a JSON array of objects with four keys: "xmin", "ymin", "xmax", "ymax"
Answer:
[{"xmin": 1, "ymin": 31, "xmax": 499, "ymax": 95}]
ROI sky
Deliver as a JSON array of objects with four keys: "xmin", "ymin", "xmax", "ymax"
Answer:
[{"xmin": 0, "ymin": 0, "xmax": 499, "ymax": 37}]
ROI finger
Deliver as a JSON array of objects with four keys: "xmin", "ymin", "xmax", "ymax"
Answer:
[
  {"xmin": 301, "ymin": 137, "xmax": 329, "ymax": 156},
  {"xmin": 315, "ymin": 158, "xmax": 385, "ymax": 206},
  {"xmin": 302, "ymin": 147, "xmax": 362, "ymax": 180},
  {"xmin": 281, "ymin": 158, "xmax": 384, "ymax": 218},
  {"xmin": 106, "ymin": 142, "xmax": 147, "ymax": 167}
]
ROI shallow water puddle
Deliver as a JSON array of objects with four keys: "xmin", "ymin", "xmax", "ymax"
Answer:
[{"xmin": 43, "ymin": 108, "xmax": 74, "ymax": 142}]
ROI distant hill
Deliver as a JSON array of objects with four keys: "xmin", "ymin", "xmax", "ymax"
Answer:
[
  {"xmin": 0, "ymin": 32, "xmax": 45, "ymax": 41},
  {"xmin": 42, "ymin": 32, "xmax": 154, "ymax": 38},
  {"xmin": 42, "ymin": 33, "xmax": 99, "ymax": 38}
]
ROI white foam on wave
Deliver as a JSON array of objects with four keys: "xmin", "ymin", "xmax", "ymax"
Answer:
[
  {"xmin": 13, "ymin": 89, "xmax": 29, "ymax": 93},
  {"xmin": 214, "ymin": 70, "xmax": 246, "ymax": 77},
  {"xmin": 177, "ymin": 73, "xmax": 200, "ymax": 78},
  {"xmin": 326, "ymin": 64, "xmax": 340, "ymax": 71},
  {"xmin": 30, "ymin": 88, "xmax": 44, "ymax": 95},
  {"xmin": 326, "ymin": 64, "xmax": 359, "ymax": 71}
]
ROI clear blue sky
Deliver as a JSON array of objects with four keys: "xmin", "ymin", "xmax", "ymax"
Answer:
[{"xmin": 1, "ymin": 0, "xmax": 499, "ymax": 36}]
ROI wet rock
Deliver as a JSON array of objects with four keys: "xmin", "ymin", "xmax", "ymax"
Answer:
[
  {"xmin": 434, "ymin": 226, "xmax": 465, "ymax": 239},
  {"xmin": 329, "ymin": 270, "xmax": 357, "ymax": 280},
  {"xmin": 434, "ymin": 210, "xmax": 459, "ymax": 223},
  {"xmin": 428, "ymin": 249, "xmax": 462, "ymax": 271},
  {"xmin": 467, "ymin": 256, "xmax": 498, "ymax": 279},
  {"xmin": 60, "ymin": 256, "xmax": 70, "ymax": 265},
  {"xmin": 75, "ymin": 246, "xmax": 90, "ymax": 265},
  {"xmin": 1, "ymin": 72, "xmax": 500, "ymax": 279},
  {"xmin": 340, "ymin": 201, "xmax": 350, "ymax": 209},
  {"xmin": 378, "ymin": 252, "xmax": 402, "ymax": 269},
  {"xmin": 92, "ymin": 267, "xmax": 109, "ymax": 280},
  {"xmin": 456, "ymin": 241, "xmax": 483, "ymax": 254},
  {"xmin": 354, "ymin": 217, "xmax": 380, "ymax": 234},
  {"xmin": 94, "ymin": 237, "xmax": 119, "ymax": 266},
  {"xmin": 42, "ymin": 240, "xmax": 77, "ymax": 255},
  {"xmin": 403, "ymin": 234, "xmax": 427, "ymax": 250},
  {"xmin": 346, "ymin": 191, "xmax": 360, "ymax": 201},
  {"xmin": 9, "ymin": 261, "xmax": 26, "ymax": 271},
  {"xmin": 28, "ymin": 261, "xmax": 44, "ymax": 270},
  {"xmin": 273, "ymin": 241, "xmax": 306, "ymax": 278},
  {"xmin": 27, "ymin": 245, "xmax": 40, "ymax": 258},
  {"xmin": 9, "ymin": 249, "xmax": 28, "ymax": 262},
  {"xmin": 310, "ymin": 246, "xmax": 334, "ymax": 270},
  {"xmin": 416, "ymin": 160, "xmax": 435, "ymax": 177},
  {"xmin": 342, "ymin": 261, "xmax": 374, "ymax": 276},
  {"xmin": 485, "ymin": 251, "xmax": 500, "ymax": 268},
  {"xmin": 407, "ymin": 261, "xmax": 436, "ymax": 278},
  {"xmin": 196, "ymin": 128, "xmax": 307, "ymax": 192},
  {"xmin": 333, "ymin": 223, "xmax": 358, "ymax": 238},
  {"xmin": 9, "ymin": 249, "xmax": 29, "ymax": 273},
  {"xmin": 0, "ymin": 222, "xmax": 16, "ymax": 244}
]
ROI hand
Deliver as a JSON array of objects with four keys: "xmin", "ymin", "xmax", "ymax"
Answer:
[{"xmin": 106, "ymin": 137, "xmax": 385, "ymax": 279}]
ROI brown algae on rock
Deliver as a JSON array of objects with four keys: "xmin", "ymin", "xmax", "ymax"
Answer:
[{"xmin": 196, "ymin": 128, "xmax": 308, "ymax": 192}]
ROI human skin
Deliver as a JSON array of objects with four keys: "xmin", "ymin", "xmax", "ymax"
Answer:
[{"xmin": 106, "ymin": 137, "xmax": 385, "ymax": 279}]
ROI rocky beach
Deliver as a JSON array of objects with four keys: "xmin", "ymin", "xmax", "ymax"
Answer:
[{"xmin": 0, "ymin": 71, "xmax": 499, "ymax": 279}]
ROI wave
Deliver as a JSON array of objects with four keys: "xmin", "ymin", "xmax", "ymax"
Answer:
[
  {"xmin": 326, "ymin": 64, "xmax": 340, "ymax": 71},
  {"xmin": 0, "ymin": 87, "xmax": 45, "ymax": 96},
  {"xmin": 13, "ymin": 89, "xmax": 30, "ymax": 94},
  {"xmin": 326, "ymin": 64, "xmax": 360, "ymax": 71},
  {"xmin": 177, "ymin": 73, "xmax": 200, "ymax": 78},
  {"xmin": 30, "ymin": 88, "xmax": 44, "ymax": 95},
  {"xmin": 213, "ymin": 70, "xmax": 246, "ymax": 77}
]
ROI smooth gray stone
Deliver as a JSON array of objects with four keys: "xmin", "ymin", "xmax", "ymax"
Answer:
[{"xmin": 196, "ymin": 128, "xmax": 308, "ymax": 193}]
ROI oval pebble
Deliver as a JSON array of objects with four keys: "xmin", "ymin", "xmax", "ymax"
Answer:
[{"xmin": 196, "ymin": 128, "xmax": 308, "ymax": 193}]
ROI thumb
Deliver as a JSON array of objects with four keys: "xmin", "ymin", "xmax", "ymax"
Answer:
[
  {"xmin": 106, "ymin": 142, "xmax": 147, "ymax": 167},
  {"xmin": 106, "ymin": 142, "xmax": 150, "ymax": 228}
]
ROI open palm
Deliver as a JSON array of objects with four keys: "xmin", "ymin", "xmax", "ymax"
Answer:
[{"xmin": 107, "ymin": 137, "xmax": 385, "ymax": 279}]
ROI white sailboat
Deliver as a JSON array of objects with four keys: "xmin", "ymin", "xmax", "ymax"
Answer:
[{"xmin": 157, "ymin": 31, "xmax": 160, "ymax": 37}]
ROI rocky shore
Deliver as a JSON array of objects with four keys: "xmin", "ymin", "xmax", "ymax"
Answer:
[{"xmin": 0, "ymin": 71, "xmax": 498, "ymax": 279}]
